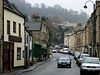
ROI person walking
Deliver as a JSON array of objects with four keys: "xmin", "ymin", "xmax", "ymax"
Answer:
[{"xmin": 43, "ymin": 53, "xmax": 46, "ymax": 61}]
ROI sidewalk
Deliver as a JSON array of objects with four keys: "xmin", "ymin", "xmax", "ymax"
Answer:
[{"xmin": 0, "ymin": 58, "xmax": 51, "ymax": 75}]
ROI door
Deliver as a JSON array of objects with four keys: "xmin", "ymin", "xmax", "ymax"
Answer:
[{"xmin": 3, "ymin": 42, "xmax": 14, "ymax": 72}]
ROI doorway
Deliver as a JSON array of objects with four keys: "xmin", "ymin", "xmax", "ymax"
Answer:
[{"xmin": 3, "ymin": 42, "xmax": 14, "ymax": 72}]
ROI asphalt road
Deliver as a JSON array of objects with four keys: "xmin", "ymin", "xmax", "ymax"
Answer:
[{"xmin": 22, "ymin": 53, "xmax": 80, "ymax": 75}]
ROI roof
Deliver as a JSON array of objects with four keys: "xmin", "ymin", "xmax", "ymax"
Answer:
[
  {"xmin": 25, "ymin": 21, "xmax": 42, "ymax": 31},
  {"xmin": 4, "ymin": 0, "xmax": 24, "ymax": 18}
]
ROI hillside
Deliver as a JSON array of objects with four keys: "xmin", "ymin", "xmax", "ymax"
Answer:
[{"xmin": 9, "ymin": 0, "xmax": 88, "ymax": 24}]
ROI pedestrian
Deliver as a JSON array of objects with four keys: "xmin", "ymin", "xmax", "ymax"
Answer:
[{"xmin": 43, "ymin": 53, "xmax": 46, "ymax": 61}]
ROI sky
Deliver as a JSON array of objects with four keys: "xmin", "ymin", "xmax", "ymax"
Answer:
[{"xmin": 25, "ymin": 0, "xmax": 96, "ymax": 16}]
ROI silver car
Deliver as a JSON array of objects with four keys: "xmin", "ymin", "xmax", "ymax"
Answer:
[
  {"xmin": 80, "ymin": 57, "xmax": 100, "ymax": 75},
  {"xmin": 57, "ymin": 56, "xmax": 71, "ymax": 68}
]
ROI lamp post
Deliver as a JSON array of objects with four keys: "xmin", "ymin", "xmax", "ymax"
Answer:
[{"xmin": 84, "ymin": 0, "xmax": 96, "ymax": 56}]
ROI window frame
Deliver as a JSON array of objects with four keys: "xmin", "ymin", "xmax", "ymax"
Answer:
[
  {"xmin": 7, "ymin": 20, "xmax": 10, "ymax": 34},
  {"xmin": 19, "ymin": 23, "xmax": 21, "ymax": 36},
  {"xmin": 13, "ymin": 21, "xmax": 16, "ymax": 33},
  {"xmin": 17, "ymin": 47, "xmax": 21, "ymax": 60}
]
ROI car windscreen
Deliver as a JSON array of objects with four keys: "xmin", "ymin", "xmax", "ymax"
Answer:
[
  {"xmin": 59, "ymin": 58, "xmax": 69, "ymax": 62},
  {"xmin": 80, "ymin": 54, "xmax": 90, "ymax": 58},
  {"xmin": 75, "ymin": 52, "xmax": 80, "ymax": 57}
]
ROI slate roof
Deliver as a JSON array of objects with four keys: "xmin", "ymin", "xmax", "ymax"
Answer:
[
  {"xmin": 4, "ymin": 0, "xmax": 24, "ymax": 18},
  {"xmin": 25, "ymin": 21, "xmax": 42, "ymax": 31}
]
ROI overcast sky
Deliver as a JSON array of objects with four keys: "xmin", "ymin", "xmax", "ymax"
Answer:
[{"xmin": 25, "ymin": 0, "xmax": 96, "ymax": 16}]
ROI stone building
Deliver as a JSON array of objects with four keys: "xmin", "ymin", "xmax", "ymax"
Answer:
[{"xmin": 0, "ymin": 0, "xmax": 3, "ymax": 73}]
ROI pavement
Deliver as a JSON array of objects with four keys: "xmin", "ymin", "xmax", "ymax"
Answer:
[{"xmin": 0, "ymin": 58, "xmax": 52, "ymax": 75}]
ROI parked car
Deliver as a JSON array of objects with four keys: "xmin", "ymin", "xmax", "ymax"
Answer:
[
  {"xmin": 63, "ymin": 48, "xmax": 69, "ymax": 54},
  {"xmin": 52, "ymin": 48, "xmax": 57, "ymax": 53},
  {"xmin": 69, "ymin": 49, "xmax": 75, "ymax": 55},
  {"xmin": 74, "ymin": 51, "xmax": 81, "ymax": 60},
  {"xmin": 80, "ymin": 57, "xmax": 100, "ymax": 75},
  {"xmin": 57, "ymin": 56, "xmax": 71, "ymax": 68},
  {"xmin": 59, "ymin": 48, "xmax": 63, "ymax": 53},
  {"xmin": 76, "ymin": 53, "xmax": 90, "ymax": 66}
]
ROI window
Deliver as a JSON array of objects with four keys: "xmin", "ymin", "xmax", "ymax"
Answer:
[
  {"xmin": 27, "ymin": 35, "xmax": 28, "ymax": 44},
  {"xmin": 19, "ymin": 23, "xmax": 21, "ymax": 36},
  {"xmin": 29, "ymin": 50, "xmax": 32, "ymax": 57},
  {"xmin": 13, "ymin": 21, "xmax": 16, "ymax": 33},
  {"xmin": 7, "ymin": 20, "xmax": 10, "ymax": 34},
  {"xmin": 23, "ymin": 51, "xmax": 25, "ymax": 58},
  {"xmin": 17, "ymin": 47, "xmax": 21, "ymax": 60}
]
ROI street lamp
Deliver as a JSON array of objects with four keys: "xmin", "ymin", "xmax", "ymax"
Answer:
[
  {"xmin": 84, "ymin": 0, "xmax": 96, "ymax": 56},
  {"xmin": 84, "ymin": 0, "xmax": 95, "ymax": 10}
]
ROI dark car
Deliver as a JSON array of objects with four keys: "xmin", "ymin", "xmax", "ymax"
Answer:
[
  {"xmin": 76, "ymin": 53, "xmax": 90, "ymax": 66},
  {"xmin": 57, "ymin": 56, "xmax": 72, "ymax": 68}
]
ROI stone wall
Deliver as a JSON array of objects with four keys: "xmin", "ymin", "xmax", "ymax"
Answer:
[{"xmin": 0, "ymin": 0, "xmax": 3, "ymax": 72}]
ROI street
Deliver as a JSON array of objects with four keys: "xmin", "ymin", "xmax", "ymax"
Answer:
[{"xmin": 22, "ymin": 53, "xmax": 80, "ymax": 75}]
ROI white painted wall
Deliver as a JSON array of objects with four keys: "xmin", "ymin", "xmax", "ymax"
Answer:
[{"xmin": 4, "ymin": 9, "xmax": 25, "ymax": 67}]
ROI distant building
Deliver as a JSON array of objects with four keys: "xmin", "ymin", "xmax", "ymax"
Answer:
[{"xmin": 64, "ymin": 32, "xmax": 76, "ymax": 50}]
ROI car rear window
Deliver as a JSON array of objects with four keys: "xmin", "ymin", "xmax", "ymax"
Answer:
[{"xmin": 84, "ymin": 58, "xmax": 99, "ymax": 64}]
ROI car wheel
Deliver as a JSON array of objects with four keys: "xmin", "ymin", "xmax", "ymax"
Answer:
[
  {"xmin": 57, "ymin": 64, "xmax": 60, "ymax": 68},
  {"xmin": 79, "ymin": 63, "xmax": 81, "ymax": 67},
  {"xmin": 69, "ymin": 64, "xmax": 71, "ymax": 68}
]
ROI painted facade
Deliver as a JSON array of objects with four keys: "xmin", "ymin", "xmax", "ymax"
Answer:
[{"xmin": 3, "ymin": 0, "xmax": 25, "ymax": 72}]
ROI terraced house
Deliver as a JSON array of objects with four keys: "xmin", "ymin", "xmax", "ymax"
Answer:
[
  {"xmin": 25, "ymin": 16, "xmax": 49, "ymax": 61},
  {"xmin": 24, "ymin": 27, "xmax": 32, "ymax": 68},
  {"xmin": 3, "ymin": 0, "xmax": 25, "ymax": 72}
]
